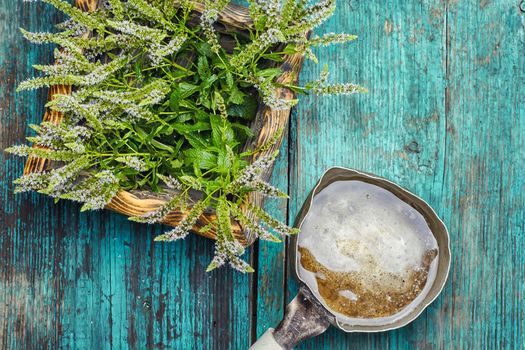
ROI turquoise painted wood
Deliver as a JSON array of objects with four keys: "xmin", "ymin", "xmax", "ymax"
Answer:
[
  {"xmin": 1, "ymin": 0, "xmax": 524, "ymax": 349},
  {"xmin": 0, "ymin": 2, "xmax": 252, "ymax": 349},
  {"xmin": 280, "ymin": 0, "xmax": 525, "ymax": 348}
]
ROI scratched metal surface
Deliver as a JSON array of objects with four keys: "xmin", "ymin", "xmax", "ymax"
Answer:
[{"xmin": 1, "ymin": 0, "xmax": 524, "ymax": 349}]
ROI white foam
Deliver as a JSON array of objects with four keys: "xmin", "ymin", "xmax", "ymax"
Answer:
[{"xmin": 339, "ymin": 290, "xmax": 358, "ymax": 301}]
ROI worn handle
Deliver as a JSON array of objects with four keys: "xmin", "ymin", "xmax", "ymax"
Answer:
[
  {"xmin": 250, "ymin": 287, "xmax": 331, "ymax": 349},
  {"xmin": 249, "ymin": 328, "xmax": 285, "ymax": 350}
]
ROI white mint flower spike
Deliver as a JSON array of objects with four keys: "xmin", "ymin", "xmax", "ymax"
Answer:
[
  {"xmin": 201, "ymin": 0, "xmax": 230, "ymax": 53},
  {"xmin": 107, "ymin": 20, "xmax": 167, "ymax": 42},
  {"xmin": 255, "ymin": 0, "xmax": 281, "ymax": 26},
  {"xmin": 309, "ymin": 33, "xmax": 358, "ymax": 46},
  {"xmin": 115, "ymin": 156, "xmax": 148, "ymax": 172},
  {"xmin": 13, "ymin": 173, "xmax": 49, "ymax": 193},
  {"xmin": 314, "ymin": 83, "xmax": 367, "ymax": 95},
  {"xmin": 149, "ymin": 35, "xmax": 187, "ymax": 65},
  {"xmin": 158, "ymin": 174, "xmax": 183, "ymax": 190},
  {"xmin": 230, "ymin": 28, "xmax": 285, "ymax": 68},
  {"xmin": 154, "ymin": 201, "xmax": 206, "ymax": 241}
]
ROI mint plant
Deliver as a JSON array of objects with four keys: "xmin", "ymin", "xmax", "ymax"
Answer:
[{"xmin": 8, "ymin": 0, "xmax": 364, "ymax": 272}]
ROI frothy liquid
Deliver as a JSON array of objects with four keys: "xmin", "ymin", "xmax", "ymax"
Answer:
[{"xmin": 297, "ymin": 180, "xmax": 439, "ymax": 327}]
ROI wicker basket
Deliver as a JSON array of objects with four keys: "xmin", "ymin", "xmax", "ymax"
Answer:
[{"xmin": 23, "ymin": 0, "xmax": 306, "ymax": 245}]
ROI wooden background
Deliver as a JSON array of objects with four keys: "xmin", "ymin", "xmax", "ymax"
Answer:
[{"xmin": 1, "ymin": 0, "xmax": 524, "ymax": 348}]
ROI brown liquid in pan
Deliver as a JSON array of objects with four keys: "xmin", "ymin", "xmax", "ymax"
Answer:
[{"xmin": 299, "ymin": 246, "xmax": 437, "ymax": 318}]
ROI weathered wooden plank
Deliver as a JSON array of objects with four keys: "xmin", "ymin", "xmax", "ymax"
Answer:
[
  {"xmin": 285, "ymin": 0, "xmax": 524, "ymax": 348},
  {"xmin": 1, "ymin": 3, "xmax": 66, "ymax": 348},
  {"xmin": 441, "ymin": 1, "xmax": 524, "ymax": 348},
  {"xmin": 254, "ymin": 131, "xmax": 289, "ymax": 339},
  {"xmin": 287, "ymin": 0, "xmax": 443, "ymax": 347},
  {"xmin": 0, "ymin": 2, "xmax": 253, "ymax": 349}
]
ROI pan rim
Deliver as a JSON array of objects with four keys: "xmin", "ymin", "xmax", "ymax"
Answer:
[{"xmin": 292, "ymin": 166, "xmax": 452, "ymax": 333}]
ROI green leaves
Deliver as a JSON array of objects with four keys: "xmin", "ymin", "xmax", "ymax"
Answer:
[
  {"xmin": 227, "ymin": 94, "xmax": 258, "ymax": 119},
  {"xmin": 197, "ymin": 56, "xmax": 210, "ymax": 77},
  {"xmin": 178, "ymin": 82, "xmax": 200, "ymax": 98},
  {"xmin": 184, "ymin": 149, "xmax": 217, "ymax": 169},
  {"xmin": 13, "ymin": 0, "xmax": 363, "ymax": 272},
  {"xmin": 210, "ymin": 115, "xmax": 233, "ymax": 145}
]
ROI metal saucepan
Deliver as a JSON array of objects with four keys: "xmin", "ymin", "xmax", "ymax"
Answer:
[{"xmin": 250, "ymin": 167, "xmax": 451, "ymax": 349}]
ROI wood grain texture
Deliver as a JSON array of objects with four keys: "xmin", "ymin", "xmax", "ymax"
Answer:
[
  {"xmin": 253, "ymin": 133, "xmax": 289, "ymax": 338},
  {"xmin": 2, "ymin": 0, "xmax": 525, "ymax": 349},
  {"xmin": 1, "ymin": 1, "xmax": 252, "ymax": 349},
  {"xmin": 278, "ymin": 0, "xmax": 524, "ymax": 348}
]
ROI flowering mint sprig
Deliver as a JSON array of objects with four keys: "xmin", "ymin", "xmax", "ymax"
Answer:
[
  {"xmin": 26, "ymin": 122, "xmax": 91, "ymax": 150},
  {"xmin": 17, "ymin": 57, "xmax": 128, "ymax": 91},
  {"xmin": 41, "ymin": 0, "xmax": 104, "ymax": 31},
  {"xmin": 230, "ymin": 28, "xmax": 285, "ymax": 68},
  {"xmin": 154, "ymin": 200, "xmax": 207, "ymax": 241},
  {"xmin": 201, "ymin": 0, "xmax": 230, "ymax": 53},
  {"xmin": 149, "ymin": 35, "xmax": 187, "ymax": 65},
  {"xmin": 61, "ymin": 170, "xmax": 121, "ymax": 211},
  {"xmin": 157, "ymin": 174, "xmax": 183, "ymax": 190},
  {"xmin": 13, "ymin": 173, "xmax": 51, "ymax": 194},
  {"xmin": 308, "ymin": 32, "xmax": 358, "ymax": 46},
  {"xmin": 229, "ymin": 151, "xmax": 287, "ymax": 198},
  {"xmin": 6, "ymin": 145, "xmax": 82, "ymax": 160},
  {"xmin": 249, "ymin": 74, "xmax": 298, "ymax": 110},
  {"xmin": 115, "ymin": 156, "xmax": 148, "ymax": 172},
  {"xmin": 230, "ymin": 205, "xmax": 281, "ymax": 243},
  {"xmin": 130, "ymin": 194, "xmax": 188, "ymax": 224},
  {"xmin": 308, "ymin": 67, "xmax": 368, "ymax": 95}
]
